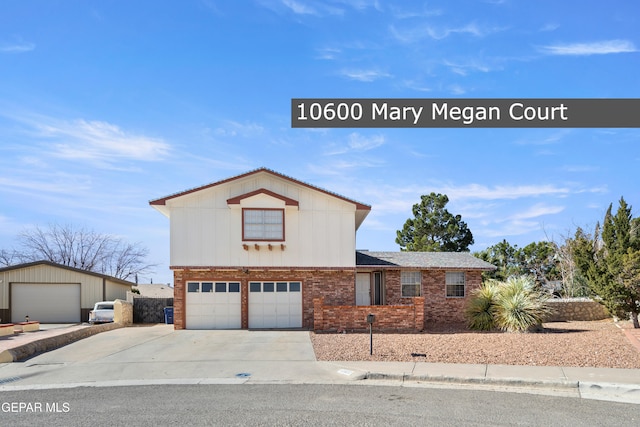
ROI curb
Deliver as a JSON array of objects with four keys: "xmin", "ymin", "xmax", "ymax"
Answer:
[
  {"xmin": 0, "ymin": 323, "xmax": 123, "ymax": 363},
  {"xmin": 363, "ymin": 372, "xmax": 579, "ymax": 390},
  {"xmin": 362, "ymin": 372, "xmax": 640, "ymax": 403}
]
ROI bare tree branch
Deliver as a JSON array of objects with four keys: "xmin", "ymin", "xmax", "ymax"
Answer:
[{"xmin": 11, "ymin": 223, "xmax": 155, "ymax": 280}]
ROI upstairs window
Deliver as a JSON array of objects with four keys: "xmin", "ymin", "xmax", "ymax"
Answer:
[{"xmin": 243, "ymin": 208, "xmax": 284, "ymax": 241}]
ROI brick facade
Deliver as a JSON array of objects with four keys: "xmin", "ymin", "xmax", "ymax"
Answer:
[
  {"xmin": 422, "ymin": 270, "xmax": 483, "ymax": 323},
  {"xmin": 173, "ymin": 267, "xmax": 483, "ymax": 330},
  {"xmin": 172, "ymin": 268, "xmax": 355, "ymax": 330},
  {"xmin": 367, "ymin": 269, "xmax": 483, "ymax": 325},
  {"xmin": 314, "ymin": 296, "xmax": 425, "ymax": 332}
]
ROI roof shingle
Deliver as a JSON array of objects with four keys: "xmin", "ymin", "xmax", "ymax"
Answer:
[{"xmin": 356, "ymin": 251, "xmax": 496, "ymax": 270}]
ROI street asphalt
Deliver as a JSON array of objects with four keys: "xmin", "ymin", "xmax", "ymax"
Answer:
[{"xmin": 0, "ymin": 323, "xmax": 639, "ymax": 404}]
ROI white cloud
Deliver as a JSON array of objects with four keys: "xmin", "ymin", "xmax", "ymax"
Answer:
[
  {"xmin": 390, "ymin": 22, "xmax": 504, "ymax": 43},
  {"xmin": 479, "ymin": 220, "xmax": 542, "ymax": 238},
  {"xmin": 448, "ymin": 84, "xmax": 466, "ymax": 95},
  {"xmin": 439, "ymin": 183, "xmax": 571, "ymax": 200},
  {"xmin": 347, "ymin": 132, "xmax": 385, "ymax": 151},
  {"xmin": 389, "ymin": 4, "xmax": 442, "ymax": 19},
  {"xmin": 443, "ymin": 58, "xmax": 496, "ymax": 75},
  {"xmin": 0, "ymin": 41, "xmax": 35, "ymax": 53},
  {"xmin": 506, "ymin": 203, "xmax": 565, "ymax": 221},
  {"xmin": 323, "ymin": 132, "xmax": 385, "ymax": 156},
  {"xmin": 0, "ymin": 172, "xmax": 92, "ymax": 195},
  {"xmin": 561, "ymin": 165, "xmax": 600, "ymax": 173},
  {"xmin": 213, "ymin": 120, "xmax": 265, "ymax": 138},
  {"xmin": 36, "ymin": 119, "xmax": 170, "ymax": 162},
  {"xmin": 339, "ymin": 69, "xmax": 392, "ymax": 82},
  {"xmin": 515, "ymin": 130, "xmax": 571, "ymax": 145},
  {"xmin": 316, "ymin": 47, "xmax": 341, "ymax": 60},
  {"xmin": 281, "ymin": 0, "xmax": 317, "ymax": 15},
  {"xmin": 540, "ymin": 40, "xmax": 637, "ymax": 55},
  {"xmin": 539, "ymin": 23, "xmax": 559, "ymax": 32}
]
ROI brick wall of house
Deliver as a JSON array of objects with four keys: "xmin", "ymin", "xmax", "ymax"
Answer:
[
  {"xmin": 383, "ymin": 269, "xmax": 483, "ymax": 325},
  {"xmin": 172, "ymin": 268, "xmax": 355, "ymax": 330},
  {"xmin": 423, "ymin": 270, "xmax": 483, "ymax": 323},
  {"xmin": 313, "ymin": 296, "xmax": 424, "ymax": 332}
]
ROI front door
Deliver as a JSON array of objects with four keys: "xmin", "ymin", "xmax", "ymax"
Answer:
[{"xmin": 355, "ymin": 273, "xmax": 371, "ymax": 306}]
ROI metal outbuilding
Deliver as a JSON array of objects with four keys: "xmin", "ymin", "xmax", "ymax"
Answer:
[{"xmin": 0, "ymin": 261, "xmax": 133, "ymax": 323}]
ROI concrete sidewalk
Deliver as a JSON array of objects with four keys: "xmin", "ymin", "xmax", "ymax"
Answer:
[{"xmin": 1, "ymin": 324, "xmax": 639, "ymax": 404}]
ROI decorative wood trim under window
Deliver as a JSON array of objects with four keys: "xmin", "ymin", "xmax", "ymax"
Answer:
[{"xmin": 242, "ymin": 208, "xmax": 285, "ymax": 241}]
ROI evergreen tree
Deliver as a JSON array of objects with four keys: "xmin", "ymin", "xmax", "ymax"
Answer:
[
  {"xmin": 581, "ymin": 198, "xmax": 640, "ymax": 327},
  {"xmin": 396, "ymin": 193, "xmax": 474, "ymax": 252}
]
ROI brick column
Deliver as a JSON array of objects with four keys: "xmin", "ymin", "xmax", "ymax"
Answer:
[
  {"xmin": 241, "ymin": 280, "xmax": 249, "ymax": 329},
  {"xmin": 313, "ymin": 297, "xmax": 324, "ymax": 331},
  {"xmin": 173, "ymin": 270, "xmax": 185, "ymax": 330},
  {"xmin": 414, "ymin": 297, "xmax": 425, "ymax": 331}
]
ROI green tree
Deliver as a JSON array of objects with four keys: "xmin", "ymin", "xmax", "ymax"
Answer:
[
  {"xmin": 520, "ymin": 241, "xmax": 561, "ymax": 288},
  {"xmin": 556, "ymin": 227, "xmax": 593, "ymax": 297},
  {"xmin": 475, "ymin": 240, "xmax": 560, "ymax": 289},
  {"xmin": 620, "ymin": 249, "xmax": 640, "ymax": 328},
  {"xmin": 581, "ymin": 198, "xmax": 640, "ymax": 328},
  {"xmin": 396, "ymin": 193, "xmax": 474, "ymax": 252},
  {"xmin": 474, "ymin": 240, "xmax": 524, "ymax": 281}
]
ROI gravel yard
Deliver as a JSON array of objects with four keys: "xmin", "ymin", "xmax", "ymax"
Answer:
[{"xmin": 310, "ymin": 320, "xmax": 640, "ymax": 369}]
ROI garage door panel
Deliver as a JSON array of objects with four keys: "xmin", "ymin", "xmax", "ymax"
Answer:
[
  {"xmin": 12, "ymin": 283, "xmax": 81, "ymax": 323},
  {"xmin": 185, "ymin": 281, "xmax": 241, "ymax": 329},
  {"xmin": 249, "ymin": 281, "xmax": 302, "ymax": 329}
]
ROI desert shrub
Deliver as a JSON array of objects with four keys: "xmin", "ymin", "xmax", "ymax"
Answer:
[
  {"xmin": 465, "ymin": 279, "xmax": 500, "ymax": 331},
  {"xmin": 466, "ymin": 276, "xmax": 551, "ymax": 332}
]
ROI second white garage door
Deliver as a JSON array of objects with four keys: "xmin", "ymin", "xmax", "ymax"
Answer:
[
  {"xmin": 248, "ymin": 281, "xmax": 302, "ymax": 328},
  {"xmin": 185, "ymin": 281, "xmax": 241, "ymax": 329},
  {"xmin": 11, "ymin": 283, "xmax": 81, "ymax": 323}
]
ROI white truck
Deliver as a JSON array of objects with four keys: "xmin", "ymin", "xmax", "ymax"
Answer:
[{"xmin": 88, "ymin": 301, "xmax": 115, "ymax": 324}]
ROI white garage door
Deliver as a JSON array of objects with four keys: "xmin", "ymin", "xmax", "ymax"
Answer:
[
  {"xmin": 248, "ymin": 281, "xmax": 302, "ymax": 329},
  {"xmin": 185, "ymin": 281, "xmax": 241, "ymax": 329},
  {"xmin": 11, "ymin": 283, "xmax": 81, "ymax": 323}
]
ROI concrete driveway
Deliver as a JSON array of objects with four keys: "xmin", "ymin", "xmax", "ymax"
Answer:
[
  {"xmin": 47, "ymin": 325, "xmax": 317, "ymax": 363},
  {"xmin": 0, "ymin": 325, "xmax": 352, "ymax": 389}
]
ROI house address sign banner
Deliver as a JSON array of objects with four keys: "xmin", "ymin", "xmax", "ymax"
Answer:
[{"xmin": 291, "ymin": 98, "xmax": 639, "ymax": 128}]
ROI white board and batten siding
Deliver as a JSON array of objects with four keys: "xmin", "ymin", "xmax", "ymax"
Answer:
[{"xmin": 167, "ymin": 173, "xmax": 358, "ymax": 268}]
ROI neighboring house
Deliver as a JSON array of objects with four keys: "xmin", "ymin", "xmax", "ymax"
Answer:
[
  {"xmin": 0, "ymin": 261, "xmax": 133, "ymax": 323},
  {"xmin": 150, "ymin": 168, "xmax": 495, "ymax": 331},
  {"xmin": 132, "ymin": 284, "xmax": 174, "ymax": 298}
]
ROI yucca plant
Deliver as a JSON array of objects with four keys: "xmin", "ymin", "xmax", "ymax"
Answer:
[
  {"xmin": 466, "ymin": 276, "xmax": 551, "ymax": 332},
  {"xmin": 493, "ymin": 276, "xmax": 551, "ymax": 332},
  {"xmin": 465, "ymin": 280, "xmax": 500, "ymax": 331}
]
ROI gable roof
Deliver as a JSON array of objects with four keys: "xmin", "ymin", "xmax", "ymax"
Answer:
[
  {"xmin": 0, "ymin": 260, "xmax": 136, "ymax": 286},
  {"xmin": 226, "ymin": 188, "xmax": 299, "ymax": 207},
  {"xmin": 150, "ymin": 167, "xmax": 371, "ymax": 210},
  {"xmin": 149, "ymin": 167, "xmax": 372, "ymax": 228},
  {"xmin": 356, "ymin": 251, "xmax": 496, "ymax": 271}
]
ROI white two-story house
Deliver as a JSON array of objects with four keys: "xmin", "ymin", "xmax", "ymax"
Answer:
[
  {"xmin": 150, "ymin": 168, "xmax": 370, "ymax": 329},
  {"xmin": 150, "ymin": 168, "xmax": 495, "ymax": 331}
]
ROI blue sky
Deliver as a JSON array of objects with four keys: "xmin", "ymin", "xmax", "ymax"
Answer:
[{"xmin": 1, "ymin": 1, "xmax": 638, "ymax": 284}]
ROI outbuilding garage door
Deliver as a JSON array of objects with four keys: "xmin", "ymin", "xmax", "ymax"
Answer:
[
  {"xmin": 248, "ymin": 281, "xmax": 302, "ymax": 329},
  {"xmin": 11, "ymin": 283, "xmax": 81, "ymax": 323},
  {"xmin": 185, "ymin": 281, "xmax": 241, "ymax": 329}
]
